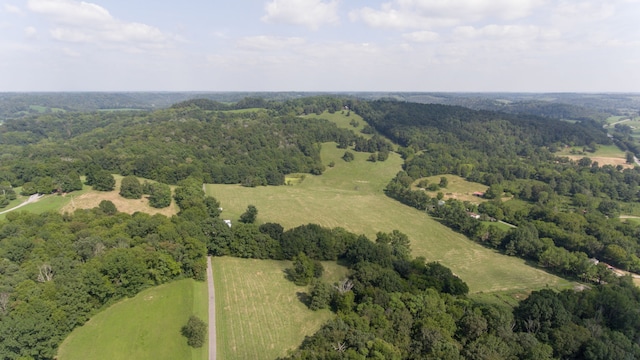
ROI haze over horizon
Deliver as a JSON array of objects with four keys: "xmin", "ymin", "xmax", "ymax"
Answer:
[{"xmin": 1, "ymin": 0, "xmax": 639, "ymax": 93}]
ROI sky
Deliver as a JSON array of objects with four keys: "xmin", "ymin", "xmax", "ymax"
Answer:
[{"xmin": 0, "ymin": 0, "xmax": 639, "ymax": 92}]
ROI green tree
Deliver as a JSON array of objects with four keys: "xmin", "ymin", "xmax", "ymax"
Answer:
[
  {"xmin": 625, "ymin": 151, "xmax": 635, "ymax": 164},
  {"xmin": 439, "ymin": 176, "xmax": 449, "ymax": 188},
  {"xmin": 308, "ymin": 279, "xmax": 332, "ymax": 310},
  {"xmin": 148, "ymin": 183, "xmax": 172, "ymax": 208},
  {"xmin": 239, "ymin": 204, "xmax": 258, "ymax": 224},
  {"xmin": 342, "ymin": 151, "xmax": 355, "ymax": 162},
  {"xmin": 91, "ymin": 171, "xmax": 115, "ymax": 191},
  {"xmin": 98, "ymin": 200, "xmax": 117, "ymax": 215},
  {"xmin": 287, "ymin": 252, "xmax": 321, "ymax": 286},
  {"xmin": 181, "ymin": 315, "xmax": 207, "ymax": 348},
  {"xmin": 20, "ymin": 181, "xmax": 37, "ymax": 196},
  {"xmin": 119, "ymin": 175, "xmax": 142, "ymax": 199}
]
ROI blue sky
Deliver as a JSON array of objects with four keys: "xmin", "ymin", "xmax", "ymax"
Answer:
[{"xmin": 1, "ymin": 0, "xmax": 639, "ymax": 92}]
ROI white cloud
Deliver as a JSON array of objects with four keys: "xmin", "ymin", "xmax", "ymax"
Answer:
[
  {"xmin": 402, "ymin": 30, "xmax": 440, "ymax": 42},
  {"xmin": 236, "ymin": 36, "xmax": 306, "ymax": 51},
  {"xmin": 350, "ymin": 0, "xmax": 544, "ymax": 30},
  {"xmin": 262, "ymin": 0, "xmax": 339, "ymax": 30},
  {"xmin": 27, "ymin": 0, "xmax": 174, "ymax": 50},
  {"xmin": 24, "ymin": 26, "xmax": 38, "ymax": 37},
  {"xmin": 452, "ymin": 25, "xmax": 558, "ymax": 40},
  {"xmin": 3, "ymin": 4, "xmax": 23, "ymax": 14}
]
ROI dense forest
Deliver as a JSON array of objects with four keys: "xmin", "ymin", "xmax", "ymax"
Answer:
[{"xmin": 1, "ymin": 94, "xmax": 640, "ymax": 359}]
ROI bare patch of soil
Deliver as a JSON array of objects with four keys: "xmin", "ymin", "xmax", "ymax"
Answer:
[{"xmin": 60, "ymin": 191, "xmax": 178, "ymax": 217}]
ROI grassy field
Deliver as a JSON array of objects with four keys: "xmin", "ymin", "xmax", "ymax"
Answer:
[
  {"xmin": 556, "ymin": 144, "xmax": 633, "ymax": 168},
  {"xmin": 57, "ymin": 279, "xmax": 208, "ymax": 360},
  {"xmin": 213, "ymin": 257, "xmax": 336, "ymax": 360},
  {"xmin": 0, "ymin": 189, "xmax": 90, "ymax": 221},
  {"xmin": 0, "ymin": 175, "xmax": 179, "ymax": 220},
  {"xmin": 303, "ymin": 111, "xmax": 373, "ymax": 139},
  {"xmin": 207, "ymin": 142, "xmax": 574, "ymax": 293},
  {"xmin": 416, "ymin": 174, "xmax": 488, "ymax": 204},
  {"xmin": 58, "ymin": 175, "xmax": 178, "ymax": 217}
]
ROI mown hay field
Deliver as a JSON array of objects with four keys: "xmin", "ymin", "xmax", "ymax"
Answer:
[
  {"xmin": 207, "ymin": 142, "xmax": 574, "ymax": 294},
  {"xmin": 213, "ymin": 257, "xmax": 338, "ymax": 360}
]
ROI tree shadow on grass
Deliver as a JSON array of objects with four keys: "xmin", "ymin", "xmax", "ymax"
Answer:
[{"xmin": 296, "ymin": 291, "xmax": 310, "ymax": 307}]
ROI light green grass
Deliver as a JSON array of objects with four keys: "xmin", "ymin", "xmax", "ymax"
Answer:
[
  {"xmin": 57, "ymin": 279, "xmax": 208, "ymax": 360},
  {"xmin": 605, "ymin": 115, "xmax": 627, "ymax": 124},
  {"xmin": 222, "ymin": 108, "xmax": 267, "ymax": 114},
  {"xmin": 213, "ymin": 257, "xmax": 334, "ymax": 360},
  {"xmin": 303, "ymin": 111, "xmax": 373, "ymax": 139},
  {"xmin": 483, "ymin": 221, "xmax": 514, "ymax": 231},
  {"xmin": 0, "ymin": 188, "xmax": 90, "ymax": 221},
  {"xmin": 470, "ymin": 290, "xmax": 530, "ymax": 309},
  {"xmin": 557, "ymin": 144, "xmax": 626, "ymax": 158},
  {"xmin": 207, "ymin": 142, "xmax": 574, "ymax": 293},
  {"xmin": 417, "ymin": 174, "xmax": 488, "ymax": 203}
]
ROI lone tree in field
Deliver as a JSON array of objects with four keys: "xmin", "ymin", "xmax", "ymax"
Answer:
[
  {"xmin": 181, "ymin": 315, "xmax": 207, "ymax": 348},
  {"xmin": 439, "ymin": 176, "xmax": 448, "ymax": 188},
  {"xmin": 239, "ymin": 204, "xmax": 258, "ymax": 224},
  {"xmin": 98, "ymin": 200, "xmax": 117, "ymax": 215},
  {"xmin": 342, "ymin": 151, "xmax": 355, "ymax": 162},
  {"xmin": 119, "ymin": 176, "xmax": 142, "ymax": 199}
]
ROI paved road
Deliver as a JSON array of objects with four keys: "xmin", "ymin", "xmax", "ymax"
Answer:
[
  {"xmin": 0, "ymin": 194, "xmax": 43, "ymax": 215},
  {"xmin": 207, "ymin": 256, "xmax": 217, "ymax": 360}
]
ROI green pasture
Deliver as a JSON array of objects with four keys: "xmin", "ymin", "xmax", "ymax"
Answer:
[
  {"xmin": 303, "ymin": 111, "xmax": 373, "ymax": 139},
  {"xmin": 222, "ymin": 108, "xmax": 266, "ymax": 114},
  {"xmin": 483, "ymin": 221, "xmax": 515, "ymax": 231},
  {"xmin": 213, "ymin": 257, "xmax": 335, "ymax": 360},
  {"xmin": 57, "ymin": 279, "xmax": 208, "ymax": 360},
  {"xmin": 605, "ymin": 115, "xmax": 628, "ymax": 125},
  {"xmin": 556, "ymin": 144, "xmax": 626, "ymax": 158},
  {"xmin": 416, "ymin": 174, "xmax": 488, "ymax": 203},
  {"xmin": 207, "ymin": 142, "xmax": 574, "ymax": 293}
]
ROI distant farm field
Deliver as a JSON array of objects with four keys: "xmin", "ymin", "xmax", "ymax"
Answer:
[
  {"xmin": 58, "ymin": 175, "xmax": 178, "ymax": 217},
  {"xmin": 57, "ymin": 279, "xmax": 208, "ymax": 360},
  {"xmin": 213, "ymin": 257, "xmax": 336, "ymax": 360},
  {"xmin": 0, "ymin": 176, "xmax": 178, "ymax": 220},
  {"xmin": 557, "ymin": 144, "xmax": 634, "ymax": 168},
  {"xmin": 303, "ymin": 111, "xmax": 373, "ymax": 139},
  {"xmin": 207, "ymin": 142, "xmax": 574, "ymax": 293},
  {"xmin": 415, "ymin": 174, "xmax": 488, "ymax": 204}
]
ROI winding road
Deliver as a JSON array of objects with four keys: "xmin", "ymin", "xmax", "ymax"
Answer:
[
  {"xmin": 207, "ymin": 256, "xmax": 217, "ymax": 360},
  {"xmin": 0, "ymin": 194, "xmax": 43, "ymax": 215}
]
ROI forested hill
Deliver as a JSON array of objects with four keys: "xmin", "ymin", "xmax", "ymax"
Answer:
[
  {"xmin": 354, "ymin": 100, "xmax": 609, "ymax": 150},
  {"xmin": 0, "ymin": 103, "xmax": 363, "ymax": 189}
]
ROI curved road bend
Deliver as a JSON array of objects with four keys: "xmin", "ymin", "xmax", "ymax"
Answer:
[
  {"xmin": 0, "ymin": 194, "xmax": 43, "ymax": 215},
  {"xmin": 207, "ymin": 256, "xmax": 217, "ymax": 360}
]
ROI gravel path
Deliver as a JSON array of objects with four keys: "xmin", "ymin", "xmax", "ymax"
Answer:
[
  {"xmin": 207, "ymin": 256, "xmax": 217, "ymax": 360},
  {"xmin": 0, "ymin": 194, "xmax": 43, "ymax": 215}
]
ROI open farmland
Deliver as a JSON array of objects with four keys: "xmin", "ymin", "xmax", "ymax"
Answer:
[
  {"xmin": 415, "ymin": 174, "xmax": 489, "ymax": 204},
  {"xmin": 57, "ymin": 279, "xmax": 208, "ymax": 360},
  {"xmin": 303, "ymin": 111, "xmax": 373, "ymax": 139},
  {"xmin": 207, "ymin": 142, "xmax": 574, "ymax": 293},
  {"xmin": 213, "ymin": 257, "xmax": 336, "ymax": 360},
  {"xmin": 557, "ymin": 144, "xmax": 634, "ymax": 168},
  {"xmin": 58, "ymin": 175, "xmax": 178, "ymax": 217}
]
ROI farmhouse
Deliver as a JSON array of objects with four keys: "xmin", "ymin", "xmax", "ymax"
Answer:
[{"xmin": 472, "ymin": 191, "xmax": 485, "ymax": 197}]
